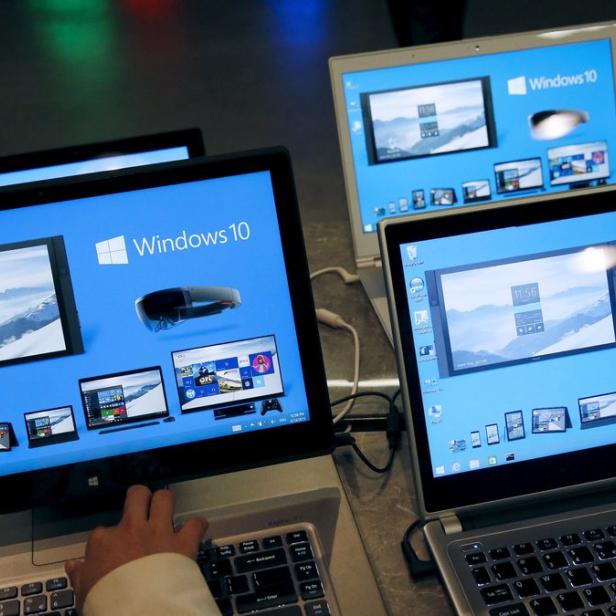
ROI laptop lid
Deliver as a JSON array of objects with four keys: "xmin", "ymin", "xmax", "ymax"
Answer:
[
  {"xmin": 0, "ymin": 148, "xmax": 333, "ymax": 513},
  {"xmin": 379, "ymin": 186, "xmax": 616, "ymax": 519},
  {"xmin": 330, "ymin": 21, "xmax": 616, "ymax": 264},
  {"xmin": 0, "ymin": 128, "xmax": 204, "ymax": 188}
]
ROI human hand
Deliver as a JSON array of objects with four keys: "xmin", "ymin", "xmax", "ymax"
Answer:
[{"xmin": 65, "ymin": 485, "xmax": 208, "ymax": 609}]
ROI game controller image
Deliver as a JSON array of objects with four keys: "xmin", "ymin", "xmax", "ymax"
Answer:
[{"xmin": 261, "ymin": 398, "xmax": 283, "ymax": 415}]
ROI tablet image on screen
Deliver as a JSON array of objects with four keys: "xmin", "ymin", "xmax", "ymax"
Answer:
[
  {"xmin": 361, "ymin": 77, "xmax": 495, "ymax": 164},
  {"xmin": 428, "ymin": 243, "xmax": 616, "ymax": 377},
  {"xmin": 579, "ymin": 391, "xmax": 616, "ymax": 429},
  {"xmin": 172, "ymin": 335, "xmax": 283, "ymax": 413},
  {"xmin": 532, "ymin": 407, "xmax": 567, "ymax": 433},
  {"xmin": 485, "ymin": 423, "xmax": 500, "ymax": 445},
  {"xmin": 0, "ymin": 238, "xmax": 82, "ymax": 367},
  {"xmin": 25, "ymin": 406, "xmax": 78, "ymax": 447},
  {"xmin": 494, "ymin": 158, "xmax": 543, "ymax": 193},
  {"xmin": 462, "ymin": 180, "xmax": 491, "ymax": 203},
  {"xmin": 0, "ymin": 423, "xmax": 10, "ymax": 451},
  {"xmin": 80, "ymin": 367, "xmax": 168, "ymax": 429},
  {"xmin": 505, "ymin": 410, "xmax": 525, "ymax": 441}
]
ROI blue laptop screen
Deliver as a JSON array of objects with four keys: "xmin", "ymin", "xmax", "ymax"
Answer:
[
  {"xmin": 0, "ymin": 170, "xmax": 310, "ymax": 477},
  {"xmin": 342, "ymin": 38, "xmax": 616, "ymax": 232},
  {"xmin": 399, "ymin": 209, "xmax": 616, "ymax": 478}
]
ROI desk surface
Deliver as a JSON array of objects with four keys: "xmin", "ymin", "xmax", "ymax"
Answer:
[{"xmin": 1, "ymin": 3, "xmax": 615, "ymax": 615}]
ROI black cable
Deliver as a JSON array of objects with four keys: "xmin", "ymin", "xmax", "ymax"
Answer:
[
  {"xmin": 351, "ymin": 441, "xmax": 396, "ymax": 473},
  {"xmin": 330, "ymin": 390, "xmax": 392, "ymax": 407},
  {"xmin": 401, "ymin": 519, "xmax": 437, "ymax": 578}
]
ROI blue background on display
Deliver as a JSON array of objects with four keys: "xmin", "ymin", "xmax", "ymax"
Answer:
[
  {"xmin": 400, "ymin": 210, "xmax": 616, "ymax": 478},
  {"xmin": 343, "ymin": 39, "xmax": 616, "ymax": 232},
  {"xmin": 0, "ymin": 171, "xmax": 310, "ymax": 477}
]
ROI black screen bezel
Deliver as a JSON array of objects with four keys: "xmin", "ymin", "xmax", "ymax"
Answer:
[
  {"xmin": 0, "ymin": 148, "xmax": 334, "ymax": 513},
  {"xmin": 24, "ymin": 405, "xmax": 78, "ymax": 448},
  {"xmin": 384, "ymin": 188, "xmax": 616, "ymax": 513}
]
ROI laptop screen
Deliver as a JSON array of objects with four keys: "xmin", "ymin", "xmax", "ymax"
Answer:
[
  {"xmin": 398, "ymin": 210, "xmax": 616, "ymax": 478},
  {"xmin": 0, "ymin": 166, "xmax": 311, "ymax": 479},
  {"xmin": 338, "ymin": 37, "xmax": 616, "ymax": 235}
]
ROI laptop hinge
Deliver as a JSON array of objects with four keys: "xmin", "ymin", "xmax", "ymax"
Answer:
[
  {"xmin": 440, "ymin": 513, "xmax": 463, "ymax": 536},
  {"xmin": 356, "ymin": 256, "xmax": 382, "ymax": 269}
]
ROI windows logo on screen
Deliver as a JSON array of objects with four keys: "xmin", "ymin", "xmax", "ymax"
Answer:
[
  {"xmin": 507, "ymin": 76, "xmax": 527, "ymax": 96},
  {"xmin": 96, "ymin": 235, "xmax": 129, "ymax": 265}
]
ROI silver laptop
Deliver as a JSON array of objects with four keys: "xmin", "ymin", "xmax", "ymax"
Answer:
[
  {"xmin": 330, "ymin": 20, "xmax": 616, "ymax": 341},
  {"xmin": 380, "ymin": 185, "xmax": 616, "ymax": 615},
  {"xmin": 0, "ymin": 150, "xmax": 386, "ymax": 616}
]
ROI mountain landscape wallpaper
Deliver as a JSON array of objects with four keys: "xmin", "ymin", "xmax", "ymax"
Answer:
[
  {"xmin": 0, "ymin": 244, "xmax": 66, "ymax": 362},
  {"xmin": 440, "ymin": 248, "xmax": 616, "ymax": 373}
]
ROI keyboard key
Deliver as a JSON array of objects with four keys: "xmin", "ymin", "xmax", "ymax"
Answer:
[
  {"xmin": 513, "ymin": 543, "xmax": 534, "ymax": 556},
  {"xmin": 295, "ymin": 561, "xmax": 320, "ymax": 581},
  {"xmin": 557, "ymin": 591, "xmax": 584, "ymax": 611},
  {"xmin": 584, "ymin": 529, "xmax": 605, "ymax": 541},
  {"xmin": 542, "ymin": 551, "xmax": 567, "ymax": 570},
  {"xmin": 206, "ymin": 579, "xmax": 224, "ymax": 599},
  {"xmin": 466, "ymin": 552, "xmax": 486, "ymax": 565},
  {"xmin": 225, "ymin": 575, "xmax": 249, "ymax": 595},
  {"xmin": 536, "ymin": 538, "xmax": 557, "ymax": 551},
  {"xmin": 0, "ymin": 601, "xmax": 20, "ymax": 616},
  {"xmin": 50, "ymin": 590, "xmax": 74, "ymax": 610},
  {"xmin": 216, "ymin": 544, "xmax": 235, "ymax": 558},
  {"xmin": 24, "ymin": 595, "xmax": 47, "ymax": 614},
  {"xmin": 593, "ymin": 562, "xmax": 616, "ymax": 581},
  {"xmin": 21, "ymin": 583, "xmax": 43, "ymax": 597},
  {"xmin": 539, "ymin": 573, "xmax": 565, "ymax": 593},
  {"xmin": 560, "ymin": 533, "xmax": 581, "ymax": 546},
  {"xmin": 517, "ymin": 556, "xmax": 542, "ymax": 575},
  {"xmin": 489, "ymin": 603, "xmax": 528, "ymax": 616},
  {"xmin": 567, "ymin": 567, "xmax": 593, "ymax": 586},
  {"xmin": 204, "ymin": 558, "xmax": 233, "ymax": 579},
  {"xmin": 481, "ymin": 584, "xmax": 513, "ymax": 605},
  {"xmin": 581, "ymin": 611, "xmax": 606, "ymax": 616},
  {"xmin": 305, "ymin": 601, "xmax": 330, "ymax": 616},
  {"xmin": 529, "ymin": 597, "xmax": 557, "ymax": 616},
  {"xmin": 492, "ymin": 562, "xmax": 516, "ymax": 581},
  {"xmin": 472, "ymin": 567, "xmax": 490, "ymax": 586},
  {"xmin": 286, "ymin": 530, "xmax": 308, "ymax": 544},
  {"xmin": 236, "ymin": 548, "xmax": 287, "ymax": 573},
  {"xmin": 216, "ymin": 597, "xmax": 232, "ymax": 616},
  {"xmin": 583, "ymin": 585, "xmax": 611, "ymax": 606},
  {"xmin": 45, "ymin": 578, "xmax": 67, "ymax": 592},
  {"xmin": 235, "ymin": 579, "xmax": 296, "ymax": 613},
  {"xmin": 253, "ymin": 566, "xmax": 293, "ymax": 589},
  {"xmin": 513, "ymin": 578, "xmax": 540, "ymax": 598},
  {"xmin": 262, "ymin": 535, "xmax": 283, "ymax": 549},
  {"xmin": 489, "ymin": 547, "xmax": 510, "ymax": 560},
  {"xmin": 595, "ymin": 540, "xmax": 616, "ymax": 559},
  {"xmin": 0, "ymin": 587, "xmax": 17, "ymax": 601},
  {"xmin": 300, "ymin": 580, "xmax": 324, "ymax": 600},
  {"xmin": 290, "ymin": 542, "xmax": 313, "ymax": 563},
  {"xmin": 607, "ymin": 525, "xmax": 616, "ymax": 537},
  {"xmin": 239, "ymin": 540, "xmax": 259, "ymax": 554},
  {"xmin": 569, "ymin": 546, "xmax": 594, "ymax": 564},
  {"xmin": 64, "ymin": 610, "xmax": 78, "ymax": 616},
  {"xmin": 256, "ymin": 608, "xmax": 302, "ymax": 616}
]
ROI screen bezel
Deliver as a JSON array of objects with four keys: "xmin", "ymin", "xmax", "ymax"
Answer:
[
  {"xmin": 80, "ymin": 366, "xmax": 170, "ymax": 430},
  {"xmin": 382, "ymin": 186, "xmax": 616, "ymax": 514},
  {"xmin": 0, "ymin": 148, "xmax": 334, "ymax": 513},
  {"xmin": 360, "ymin": 76, "xmax": 496, "ymax": 166},
  {"xmin": 171, "ymin": 334, "xmax": 285, "ymax": 414}
]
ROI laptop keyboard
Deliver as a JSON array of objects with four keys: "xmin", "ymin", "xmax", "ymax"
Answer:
[
  {"xmin": 0, "ymin": 577, "xmax": 75, "ymax": 616},
  {"xmin": 460, "ymin": 520, "xmax": 616, "ymax": 615},
  {"xmin": 200, "ymin": 525, "xmax": 337, "ymax": 616}
]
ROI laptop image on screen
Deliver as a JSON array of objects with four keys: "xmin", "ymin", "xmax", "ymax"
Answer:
[
  {"xmin": 0, "ymin": 127, "xmax": 204, "ymax": 188},
  {"xmin": 380, "ymin": 185, "xmax": 616, "ymax": 615},
  {"xmin": 0, "ymin": 150, "xmax": 386, "ymax": 616},
  {"xmin": 330, "ymin": 21, "xmax": 616, "ymax": 341}
]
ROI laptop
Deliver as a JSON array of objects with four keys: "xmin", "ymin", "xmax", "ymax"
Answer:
[
  {"xmin": 330, "ymin": 20, "xmax": 616, "ymax": 341},
  {"xmin": 0, "ymin": 149, "xmax": 387, "ymax": 616},
  {"xmin": 380, "ymin": 185, "xmax": 616, "ymax": 615},
  {"xmin": 0, "ymin": 127, "xmax": 204, "ymax": 187}
]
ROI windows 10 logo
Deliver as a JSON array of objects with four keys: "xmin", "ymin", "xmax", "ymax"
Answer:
[
  {"xmin": 96, "ymin": 236, "xmax": 129, "ymax": 265},
  {"xmin": 507, "ymin": 76, "xmax": 527, "ymax": 96}
]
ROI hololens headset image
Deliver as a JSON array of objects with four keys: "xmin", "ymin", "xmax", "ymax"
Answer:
[{"xmin": 135, "ymin": 286, "xmax": 241, "ymax": 332}]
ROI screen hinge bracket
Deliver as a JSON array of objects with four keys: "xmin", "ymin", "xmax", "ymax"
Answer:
[{"xmin": 440, "ymin": 513, "xmax": 463, "ymax": 535}]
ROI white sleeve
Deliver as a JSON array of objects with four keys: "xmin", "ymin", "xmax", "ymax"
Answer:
[{"xmin": 83, "ymin": 553, "xmax": 221, "ymax": 616}]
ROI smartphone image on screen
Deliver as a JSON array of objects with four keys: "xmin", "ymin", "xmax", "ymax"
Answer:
[
  {"xmin": 470, "ymin": 430, "xmax": 481, "ymax": 448},
  {"xmin": 485, "ymin": 423, "xmax": 500, "ymax": 445},
  {"xmin": 0, "ymin": 423, "xmax": 11, "ymax": 451}
]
